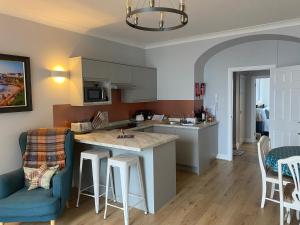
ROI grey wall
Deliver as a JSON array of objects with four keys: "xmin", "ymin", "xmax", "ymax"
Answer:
[
  {"xmin": 204, "ymin": 40, "xmax": 300, "ymax": 158},
  {"xmin": 0, "ymin": 14, "xmax": 145, "ymax": 174}
]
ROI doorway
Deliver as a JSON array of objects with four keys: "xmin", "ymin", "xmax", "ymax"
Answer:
[{"xmin": 229, "ymin": 65, "xmax": 274, "ymax": 159}]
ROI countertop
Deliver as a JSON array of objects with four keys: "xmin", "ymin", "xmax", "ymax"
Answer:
[
  {"xmin": 128, "ymin": 120, "xmax": 218, "ymax": 131},
  {"xmin": 75, "ymin": 129, "xmax": 178, "ymax": 152}
]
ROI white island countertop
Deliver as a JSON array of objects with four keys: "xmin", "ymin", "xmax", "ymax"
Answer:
[{"xmin": 75, "ymin": 129, "xmax": 178, "ymax": 152}]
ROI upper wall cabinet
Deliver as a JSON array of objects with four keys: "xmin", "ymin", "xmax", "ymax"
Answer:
[
  {"xmin": 121, "ymin": 67, "xmax": 157, "ymax": 103},
  {"xmin": 81, "ymin": 58, "xmax": 113, "ymax": 80},
  {"xmin": 69, "ymin": 56, "xmax": 157, "ymax": 104}
]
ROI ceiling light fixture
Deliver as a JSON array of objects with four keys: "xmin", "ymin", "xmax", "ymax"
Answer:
[{"xmin": 126, "ymin": 0, "xmax": 188, "ymax": 31}]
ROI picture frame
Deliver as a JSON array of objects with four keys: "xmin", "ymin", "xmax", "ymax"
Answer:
[{"xmin": 0, "ymin": 54, "xmax": 32, "ymax": 113}]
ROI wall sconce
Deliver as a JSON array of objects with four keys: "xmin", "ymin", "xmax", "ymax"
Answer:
[{"xmin": 50, "ymin": 68, "xmax": 69, "ymax": 84}]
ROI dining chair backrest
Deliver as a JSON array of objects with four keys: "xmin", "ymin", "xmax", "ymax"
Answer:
[
  {"xmin": 258, "ymin": 136, "xmax": 271, "ymax": 177},
  {"xmin": 278, "ymin": 156, "xmax": 300, "ymax": 206}
]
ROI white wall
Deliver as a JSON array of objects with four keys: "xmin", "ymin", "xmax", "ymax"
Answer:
[
  {"xmin": 204, "ymin": 40, "xmax": 300, "ymax": 159},
  {"xmin": 146, "ymin": 25, "xmax": 300, "ymax": 160},
  {"xmin": 0, "ymin": 14, "xmax": 145, "ymax": 174}
]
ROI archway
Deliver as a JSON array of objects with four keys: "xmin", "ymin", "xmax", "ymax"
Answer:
[{"xmin": 194, "ymin": 34, "xmax": 300, "ymax": 161}]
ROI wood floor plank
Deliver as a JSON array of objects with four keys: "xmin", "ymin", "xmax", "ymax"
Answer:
[{"xmin": 6, "ymin": 143, "xmax": 297, "ymax": 225}]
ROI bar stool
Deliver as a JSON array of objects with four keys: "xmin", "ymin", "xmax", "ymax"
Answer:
[
  {"xmin": 76, "ymin": 149, "xmax": 116, "ymax": 213},
  {"xmin": 104, "ymin": 155, "xmax": 148, "ymax": 225}
]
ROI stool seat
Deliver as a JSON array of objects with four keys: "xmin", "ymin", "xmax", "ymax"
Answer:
[
  {"xmin": 109, "ymin": 155, "xmax": 139, "ymax": 167},
  {"xmin": 81, "ymin": 150, "xmax": 110, "ymax": 160}
]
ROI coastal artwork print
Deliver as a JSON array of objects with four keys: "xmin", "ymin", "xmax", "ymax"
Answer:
[{"xmin": 0, "ymin": 54, "xmax": 32, "ymax": 113}]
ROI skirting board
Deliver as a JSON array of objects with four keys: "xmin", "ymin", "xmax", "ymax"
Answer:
[
  {"xmin": 217, "ymin": 153, "xmax": 231, "ymax": 161},
  {"xmin": 242, "ymin": 138, "xmax": 256, "ymax": 143}
]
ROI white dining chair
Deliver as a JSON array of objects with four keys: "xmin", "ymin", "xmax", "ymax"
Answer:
[
  {"xmin": 257, "ymin": 136, "xmax": 291, "ymax": 208},
  {"xmin": 278, "ymin": 156, "xmax": 300, "ymax": 225}
]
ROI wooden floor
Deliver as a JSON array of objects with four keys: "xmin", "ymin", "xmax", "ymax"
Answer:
[{"xmin": 7, "ymin": 144, "xmax": 298, "ymax": 225}]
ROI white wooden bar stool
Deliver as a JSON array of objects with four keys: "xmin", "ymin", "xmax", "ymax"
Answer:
[
  {"xmin": 76, "ymin": 150, "xmax": 116, "ymax": 213},
  {"xmin": 104, "ymin": 155, "xmax": 148, "ymax": 225}
]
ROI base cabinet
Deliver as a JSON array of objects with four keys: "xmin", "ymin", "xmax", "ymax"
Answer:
[{"xmin": 151, "ymin": 124, "xmax": 218, "ymax": 175}]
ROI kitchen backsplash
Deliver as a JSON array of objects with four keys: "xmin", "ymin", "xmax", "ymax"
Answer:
[{"xmin": 53, "ymin": 90, "xmax": 202, "ymax": 127}]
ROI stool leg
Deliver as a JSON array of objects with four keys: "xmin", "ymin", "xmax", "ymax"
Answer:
[
  {"xmin": 137, "ymin": 161, "xmax": 148, "ymax": 214},
  {"xmin": 120, "ymin": 166, "xmax": 129, "ymax": 225},
  {"xmin": 104, "ymin": 164, "xmax": 111, "ymax": 220},
  {"xmin": 109, "ymin": 166, "xmax": 116, "ymax": 202},
  {"xmin": 92, "ymin": 158, "xmax": 100, "ymax": 214},
  {"xmin": 76, "ymin": 157, "xmax": 84, "ymax": 207}
]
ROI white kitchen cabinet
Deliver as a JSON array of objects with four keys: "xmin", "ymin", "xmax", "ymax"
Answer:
[{"xmin": 121, "ymin": 67, "xmax": 157, "ymax": 103}]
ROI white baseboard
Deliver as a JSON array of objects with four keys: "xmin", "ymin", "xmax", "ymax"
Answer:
[
  {"xmin": 242, "ymin": 138, "xmax": 256, "ymax": 143},
  {"xmin": 217, "ymin": 153, "xmax": 231, "ymax": 161}
]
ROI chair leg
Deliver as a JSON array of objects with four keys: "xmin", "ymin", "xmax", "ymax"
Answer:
[
  {"xmin": 137, "ymin": 161, "xmax": 148, "ymax": 214},
  {"xmin": 104, "ymin": 164, "xmax": 111, "ymax": 220},
  {"xmin": 66, "ymin": 200, "xmax": 70, "ymax": 209},
  {"xmin": 261, "ymin": 180, "xmax": 267, "ymax": 208},
  {"xmin": 109, "ymin": 166, "xmax": 116, "ymax": 202},
  {"xmin": 270, "ymin": 182, "xmax": 275, "ymax": 199},
  {"xmin": 280, "ymin": 203, "xmax": 284, "ymax": 225},
  {"xmin": 50, "ymin": 220, "xmax": 55, "ymax": 225},
  {"xmin": 120, "ymin": 166, "xmax": 129, "ymax": 225},
  {"xmin": 297, "ymin": 210, "xmax": 300, "ymax": 221},
  {"xmin": 76, "ymin": 156, "xmax": 84, "ymax": 208},
  {"xmin": 287, "ymin": 208, "xmax": 291, "ymax": 224},
  {"xmin": 92, "ymin": 158, "xmax": 100, "ymax": 214}
]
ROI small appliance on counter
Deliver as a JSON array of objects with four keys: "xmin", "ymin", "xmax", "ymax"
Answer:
[
  {"xmin": 133, "ymin": 110, "xmax": 154, "ymax": 121},
  {"xmin": 71, "ymin": 122, "xmax": 93, "ymax": 134}
]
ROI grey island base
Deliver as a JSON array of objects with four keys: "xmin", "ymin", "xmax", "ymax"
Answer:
[{"xmin": 74, "ymin": 130, "xmax": 178, "ymax": 214}]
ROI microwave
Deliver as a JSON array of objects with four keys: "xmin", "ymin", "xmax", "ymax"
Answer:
[{"xmin": 84, "ymin": 82, "xmax": 107, "ymax": 103}]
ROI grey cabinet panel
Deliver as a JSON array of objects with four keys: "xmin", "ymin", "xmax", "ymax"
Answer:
[
  {"xmin": 153, "ymin": 126, "xmax": 176, "ymax": 135},
  {"xmin": 82, "ymin": 58, "xmax": 113, "ymax": 79},
  {"xmin": 175, "ymin": 128, "xmax": 199, "ymax": 167},
  {"xmin": 122, "ymin": 67, "xmax": 157, "ymax": 103},
  {"xmin": 111, "ymin": 64, "xmax": 132, "ymax": 84}
]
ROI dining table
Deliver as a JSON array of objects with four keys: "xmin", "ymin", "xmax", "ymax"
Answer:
[{"xmin": 265, "ymin": 146, "xmax": 300, "ymax": 177}]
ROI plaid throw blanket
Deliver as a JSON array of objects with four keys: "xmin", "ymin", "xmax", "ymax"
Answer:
[{"xmin": 23, "ymin": 128, "xmax": 69, "ymax": 169}]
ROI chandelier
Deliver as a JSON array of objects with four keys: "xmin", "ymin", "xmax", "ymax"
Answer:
[{"xmin": 126, "ymin": 0, "xmax": 188, "ymax": 31}]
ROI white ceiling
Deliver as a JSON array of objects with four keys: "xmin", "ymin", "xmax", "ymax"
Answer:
[{"xmin": 1, "ymin": 0, "xmax": 300, "ymax": 48}]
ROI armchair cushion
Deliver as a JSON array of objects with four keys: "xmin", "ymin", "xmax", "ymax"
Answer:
[
  {"xmin": 0, "ymin": 168, "xmax": 24, "ymax": 199},
  {"xmin": 0, "ymin": 187, "xmax": 60, "ymax": 218}
]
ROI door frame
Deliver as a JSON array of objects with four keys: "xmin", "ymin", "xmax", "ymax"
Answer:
[{"xmin": 227, "ymin": 65, "xmax": 275, "ymax": 161}]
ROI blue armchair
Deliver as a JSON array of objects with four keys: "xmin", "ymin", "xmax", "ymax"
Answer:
[{"xmin": 0, "ymin": 130, "xmax": 74, "ymax": 225}]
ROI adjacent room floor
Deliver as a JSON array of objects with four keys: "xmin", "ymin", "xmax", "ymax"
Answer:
[{"xmin": 7, "ymin": 144, "xmax": 295, "ymax": 225}]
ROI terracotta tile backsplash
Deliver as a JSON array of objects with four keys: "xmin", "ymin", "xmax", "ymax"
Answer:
[{"xmin": 53, "ymin": 90, "xmax": 202, "ymax": 127}]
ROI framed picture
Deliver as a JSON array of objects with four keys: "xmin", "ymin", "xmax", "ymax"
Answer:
[{"xmin": 0, "ymin": 54, "xmax": 32, "ymax": 113}]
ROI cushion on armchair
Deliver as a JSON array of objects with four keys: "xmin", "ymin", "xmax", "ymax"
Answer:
[
  {"xmin": 0, "ymin": 187, "xmax": 60, "ymax": 218},
  {"xmin": 24, "ymin": 163, "xmax": 59, "ymax": 190}
]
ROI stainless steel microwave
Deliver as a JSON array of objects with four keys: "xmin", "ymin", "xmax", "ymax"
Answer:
[{"xmin": 83, "ymin": 81, "xmax": 107, "ymax": 103}]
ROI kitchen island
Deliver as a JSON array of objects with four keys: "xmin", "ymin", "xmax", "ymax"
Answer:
[
  {"xmin": 74, "ymin": 130, "xmax": 178, "ymax": 214},
  {"xmin": 128, "ymin": 121, "xmax": 219, "ymax": 175}
]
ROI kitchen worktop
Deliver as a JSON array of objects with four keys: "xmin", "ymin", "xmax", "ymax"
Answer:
[
  {"xmin": 75, "ymin": 129, "xmax": 178, "ymax": 151},
  {"xmin": 128, "ymin": 120, "xmax": 218, "ymax": 131}
]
